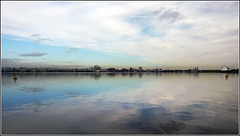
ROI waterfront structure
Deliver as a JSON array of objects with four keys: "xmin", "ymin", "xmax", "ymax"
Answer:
[
  {"xmin": 93, "ymin": 65, "xmax": 101, "ymax": 72},
  {"xmin": 107, "ymin": 68, "xmax": 115, "ymax": 72},
  {"xmin": 129, "ymin": 67, "xmax": 134, "ymax": 72},
  {"xmin": 2, "ymin": 66, "xmax": 239, "ymax": 73},
  {"xmin": 80, "ymin": 68, "xmax": 89, "ymax": 72},
  {"xmin": 155, "ymin": 68, "xmax": 162, "ymax": 72},
  {"xmin": 89, "ymin": 67, "xmax": 93, "ymax": 72},
  {"xmin": 192, "ymin": 67, "xmax": 198, "ymax": 72},
  {"xmin": 121, "ymin": 68, "xmax": 128, "ymax": 72},
  {"xmin": 221, "ymin": 66, "xmax": 230, "ymax": 71}
]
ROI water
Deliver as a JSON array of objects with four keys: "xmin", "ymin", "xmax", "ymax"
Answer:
[{"xmin": 2, "ymin": 72, "xmax": 238, "ymax": 134}]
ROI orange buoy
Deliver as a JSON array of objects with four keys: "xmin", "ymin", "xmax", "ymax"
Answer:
[
  {"xmin": 225, "ymin": 73, "xmax": 228, "ymax": 80},
  {"xmin": 13, "ymin": 75, "xmax": 17, "ymax": 79}
]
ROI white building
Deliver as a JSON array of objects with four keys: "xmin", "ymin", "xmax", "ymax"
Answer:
[
  {"xmin": 221, "ymin": 66, "xmax": 230, "ymax": 71},
  {"xmin": 93, "ymin": 65, "xmax": 101, "ymax": 72}
]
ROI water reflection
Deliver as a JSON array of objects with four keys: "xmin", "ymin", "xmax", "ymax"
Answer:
[
  {"xmin": 2, "ymin": 72, "xmax": 238, "ymax": 134},
  {"xmin": 6, "ymin": 72, "xmax": 204, "ymax": 81},
  {"xmin": 13, "ymin": 78, "xmax": 17, "ymax": 82},
  {"xmin": 125, "ymin": 106, "xmax": 187, "ymax": 134},
  {"xmin": 22, "ymin": 86, "xmax": 45, "ymax": 93},
  {"xmin": 194, "ymin": 72, "xmax": 198, "ymax": 78},
  {"xmin": 174, "ymin": 111, "xmax": 194, "ymax": 121},
  {"xmin": 225, "ymin": 75, "xmax": 228, "ymax": 80},
  {"xmin": 93, "ymin": 72, "xmax": 101, "ymax": 80}
]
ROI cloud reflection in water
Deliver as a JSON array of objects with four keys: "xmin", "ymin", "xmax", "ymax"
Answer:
[{"xmin": 2, "ymin": 73, "xmax": 238, "ymax": 134}]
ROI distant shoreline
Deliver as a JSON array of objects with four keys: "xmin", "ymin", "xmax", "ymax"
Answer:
[{"xmin": 1, "ymin": 70, "xmax": 239, "ymax": 73}]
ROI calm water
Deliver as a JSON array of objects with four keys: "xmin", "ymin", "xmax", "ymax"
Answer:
[{"xmin": 2, "ymin": 72, "xmax": 238, "ymax": 134}]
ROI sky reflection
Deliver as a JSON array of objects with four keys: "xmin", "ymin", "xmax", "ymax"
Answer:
[{"xmin": 2, "ymin": 73, "xmax": 238, "ymax": 134}]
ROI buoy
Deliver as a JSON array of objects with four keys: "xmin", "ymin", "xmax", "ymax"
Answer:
[
  {"xmin": 13, "ymin": 75, "xmax": 17, "ymax": 79},
  {"xmin": 225, "ymin": 73, "xmax": 228, "ymax": 77}
]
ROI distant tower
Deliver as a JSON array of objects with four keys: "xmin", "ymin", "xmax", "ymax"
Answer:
[{"xmin": 139, "ymin": 67, "xmax": 143, "ymax": 72}]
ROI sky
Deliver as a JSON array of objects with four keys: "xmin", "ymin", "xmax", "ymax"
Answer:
[{"xmin": 1, "ymin": 1, "xmax": 239, "ymax": 69}]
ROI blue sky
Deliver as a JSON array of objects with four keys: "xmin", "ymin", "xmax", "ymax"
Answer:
[{"xmin": 1, "ymin": 1, "xmax": 239, "ymax": 69}]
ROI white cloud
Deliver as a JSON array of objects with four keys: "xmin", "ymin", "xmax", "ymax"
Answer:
[
  {"xmin": 20, "ymin": 52, "xmax": 48, "ymax": 57},
  {"xmin": 1, "ymin": 1, "xmax": 239, "ymax": 69}
]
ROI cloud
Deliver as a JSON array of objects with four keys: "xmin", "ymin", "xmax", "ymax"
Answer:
[
  {"xmin": 2, "ymin": 58, "xmax": 25, "ymax": 63},
  {"xmin": 2, "ymin": 58, "xmax": 29, "ymax": 67},
  {"xmin": 2, "ymin": 58, "xmax": 45, "ymax": 67},
  {"xmin": 158, "ymin": 10, "xmax": 181, "ymax": 23},
  {"xmin": 30, "ymin": 33, "xmax": 52, "ymax": 43},
  {"xmin": 31, "ymin": 34, "xmax": 41, "ymax": 37},
  {"xmin": 1, "ymin": 2, "xmax": 239, "ymax": 68},
  {"xmin": 66, "ymin": 48, "xmax": 80, "ymax": 53},
  {"xmin": 59, "ymin": 61, "xmax": 73, "ymax": 64},
  {"xmin": 2, "ymin": 58, "xmax": 86, "ymax": 68},
  {"xmin": 152, "ymin": 8, "xmax": 181, "ymax": 23},
  {"xmin": 20, "ymin": 52, "xmax": 48, "ymax": 57}
]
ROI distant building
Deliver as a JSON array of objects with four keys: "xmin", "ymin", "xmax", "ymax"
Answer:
[
  {"xmin": 129, "ymin": 67, "xmax": 134, "ymax": 72},
  {"xmin": 80, "ymin": 68, "xmax": 89, "ymax": 72},
  {"xmin": 139, "ymin": 67, "xmax": 143, "ymax": 72},
  {"xmin": 101, "ymin": 69, "xmax": 107, "ymax": 72},
  {"xmin": 20, "ymin": 67, "xmax": 26, "ymax": 72},
  {"xmin": 192, "ymin": 67, "xmax": 198, "ymax": 72},
  {"xmin": 93, "ymin": 65, "xmax": 101, "ymax": 72},
  {"xmin": 145, "ymin": 69, "xmax": 152, "ymax": 72},
  {"xmin": 107, "ymin": 68, "xmax": 115, "ymax": 72},
  {"xmin": 121, "ymin": 68, "xmax": 128, "ymax": 72},
  {"xmin": 89, "ymin": 67, "xmax": 93, "ymax": 72},
  {"xmin": 221, "ymin": 66, "xmax": 230, "ymax": 71},
  {"xmin": 155, "ymin": 68, "xmax": 162, "ymax": 72}
]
